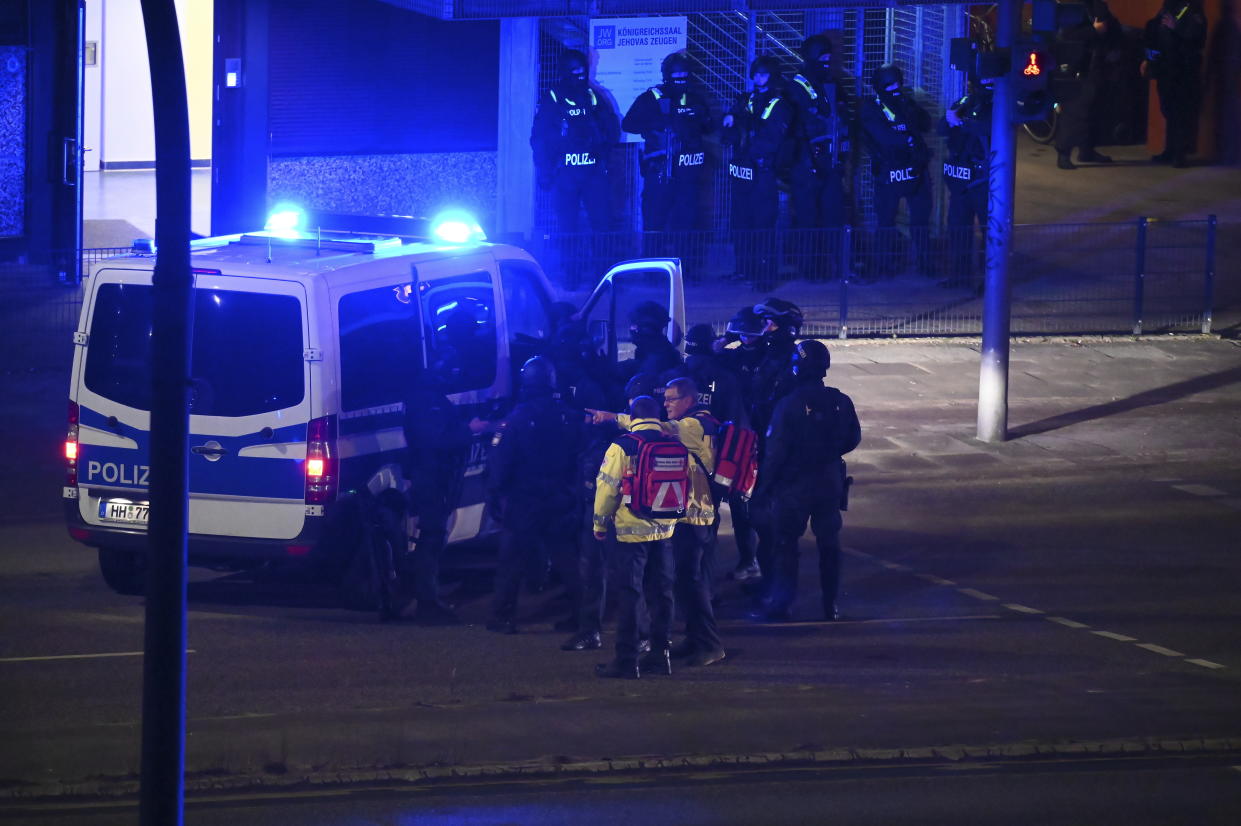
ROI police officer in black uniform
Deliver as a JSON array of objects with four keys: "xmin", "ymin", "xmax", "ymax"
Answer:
[
  {"xmin": 1144, "ymin": 0, "xmax": 1207, "ymax": 167},
  {"xmin": 723, "ymin": 56, "xmax": 793, "ymax": 289},
  {"xmin": 786, "ymin": 34, "xmax": 853, "ymax": 280},
  {"xmin": 717, "ymin": 307, "xmax": 768, "ymax": 581},
  {"xmin": 402, "ymin": 375, "xmax": 471, "ymax": 625},
  {"xmin": 486, "ymin": 357, "xmax": 584, "ymax": 634},
  {"xmin": 666, "ymin": 324, "xmax": 747, "ymax": 427},
  {"xmin": 623, "ymin": 51, "xmax": 715, "ymax": 235},
  {"xmin": 616, "ymin": 300, "xmax": 682, "ymax": 388},
  {"xmin": 531, "ymin": 49, "xmax": 619, "ymax": 232},
  {"xmin": 939, "ymin": 74, "xmax": 995, "ymax": 290},
  {"xmin": 531, "ymin": 49, "xmax": 619, "ymax": 289},
  {"xmin": 1054, "ymin": 0, "xmax": 1122, "ymax": 169},
  {"xmin": 745, "ymin": 298, "xmax": 802, "ymax": 595},
  {"xmin": 749, "ymin": 340, "xmax": 861, "ymax": 623},
  {"xmin": 860, "ymin": 64, "xmax": 933, "ymax": 277}
]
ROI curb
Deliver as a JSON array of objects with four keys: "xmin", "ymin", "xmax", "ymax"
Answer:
[{"xmin": 5, "ymin": 736, "xmax": 1241, "ymax": 803}]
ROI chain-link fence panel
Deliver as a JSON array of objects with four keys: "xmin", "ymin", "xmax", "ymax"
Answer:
[{"xmin": 526, "ymin": 219, "xmax": 1220, "ymax": 339}]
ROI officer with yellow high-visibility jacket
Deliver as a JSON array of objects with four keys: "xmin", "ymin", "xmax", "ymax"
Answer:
[
  {"xmin": 591, "ymin": 396, "xmax": 678, "ymax": 679},
  {"xmin": 601, "ymin": 377, "xmax": 725, "ymax": 669}
]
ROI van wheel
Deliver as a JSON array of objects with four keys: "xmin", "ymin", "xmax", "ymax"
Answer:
[{"xmin": 98, "ymin": 547, "xmax": 146, "ymax": 596}]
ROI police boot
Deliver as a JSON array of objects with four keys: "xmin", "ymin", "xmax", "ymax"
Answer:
[
  {"xmin": 595, "ymin": 658, "xmax": 640, "ymax": 679},
  {"xmin": 1078, "ymin": 149, "xmax": 1112, "ymax": 164},
  {"xmin": 639, "ymin": 646, "xmax": 673, "ymax": 676},
  {"xmin": 1056, "ymin": 151, "xmax": 1076, "ymax": 171}
]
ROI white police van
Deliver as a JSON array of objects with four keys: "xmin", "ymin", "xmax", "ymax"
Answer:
[{"xmin": 64, "ymin": 213, "xmax": 684, "ymax": 595}]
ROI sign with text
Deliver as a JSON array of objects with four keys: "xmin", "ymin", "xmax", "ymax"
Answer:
[{"xmin": 590, "ymin": 17, "xmax": 688, "ymax": 144}]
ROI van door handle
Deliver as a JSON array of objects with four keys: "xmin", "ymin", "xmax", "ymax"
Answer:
[{"xmin": 191, "ymin": 442, "xmax": 228, "ymax": 460}]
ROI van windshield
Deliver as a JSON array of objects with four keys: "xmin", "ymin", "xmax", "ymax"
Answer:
[{"xmin": 84, "ymin": 282, "xmax": 304, "ymax": 416}]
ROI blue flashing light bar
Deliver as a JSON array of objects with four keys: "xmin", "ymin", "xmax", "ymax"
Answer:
[{"xmin": 430, "ymin": 209, "xmax": 486, "ymax": 245}]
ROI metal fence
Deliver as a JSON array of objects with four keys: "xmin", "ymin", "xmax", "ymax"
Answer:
[
  {"xmin": 529, "ymin": 217, "xmax": 1221, "ymax": 338},
  {"xmin": 0, "ymin": 219, "xmax": 1220, "ymax": 373}
]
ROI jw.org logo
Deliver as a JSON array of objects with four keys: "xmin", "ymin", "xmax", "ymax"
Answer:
[{"xmin": 594, "ymin": 26, "xmax": 616, "ymax": 49}]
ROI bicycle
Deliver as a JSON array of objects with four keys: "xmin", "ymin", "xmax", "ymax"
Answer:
[{"xmin": 1021, "ymin": 101, "xmax": 1060, "ymax": 144}]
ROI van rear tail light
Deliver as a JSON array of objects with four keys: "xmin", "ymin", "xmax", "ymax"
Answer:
[
  {"xmin": 66, "ymin": 400, "xmax": 80, "ymax": 486},
  {"xmin": 305, "ymin": 414, "xmax": 337, "ymax": 505}
]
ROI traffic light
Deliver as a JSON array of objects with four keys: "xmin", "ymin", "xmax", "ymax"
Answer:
[{"xmin": 1012, "ymin": 40, "xmax": 1052, "ymax": 122}]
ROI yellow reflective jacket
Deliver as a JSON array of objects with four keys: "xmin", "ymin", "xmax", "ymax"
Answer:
[
  {"xmin": 617, "ymin": 409, "xmax": 717, "ymax": 526},
  {"xmin": 593, "ymin": 418, "xmax": 680, "ymax": 542}
]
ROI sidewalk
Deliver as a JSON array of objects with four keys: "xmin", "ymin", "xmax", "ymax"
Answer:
[{"xmin": 3, "ymin": 335, "xmax": 1240, "ymax": 800}]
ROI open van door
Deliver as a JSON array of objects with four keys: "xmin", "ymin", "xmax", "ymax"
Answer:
[
  {"xmin": 578, "ymin": 258, "xmax": 686, "ymax": 367},
  {"xmin": 409, "ymin": 253, "xmax": 505, "ymax": 544}
]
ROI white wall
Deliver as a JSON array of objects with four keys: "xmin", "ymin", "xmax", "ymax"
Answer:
[
  {"xmin": 98, "ymin": 0, "xmax": 214, "ymax": 165},
  {"xmin": 84, "ymin": 0, "xmax": 102, "ymax": 171}
]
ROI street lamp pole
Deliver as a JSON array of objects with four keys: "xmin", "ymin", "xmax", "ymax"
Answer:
[
  {"xmin": 977, "ymin": 0, "xmax": 1020, "ymax": 443},
  {"xmin": 138, "ymin": 0, "xmax": 192, "ymax": 823}
]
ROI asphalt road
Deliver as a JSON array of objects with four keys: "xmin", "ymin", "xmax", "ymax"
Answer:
[
  {"xmin": 8, "ymin": 755, "xmax": 1241, "ymax": 825},
  {"xmin": 2, "ymin": 337, "xmax": 1240, "ymax": 804}
]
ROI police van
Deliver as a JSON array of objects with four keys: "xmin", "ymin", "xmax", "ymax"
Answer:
[{"xmin": 64, "ymin": 213, "xmax": 684, "ymax": 595}]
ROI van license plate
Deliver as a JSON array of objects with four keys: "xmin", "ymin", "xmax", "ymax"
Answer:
[{"xmin": 99, "ymin": 500, "xmax": 149, "ymax": 524}]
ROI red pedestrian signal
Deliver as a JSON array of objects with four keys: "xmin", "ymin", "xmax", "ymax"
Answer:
[{"xmin": 1012, "ymin": 40, "xmax": 1052, "ymax": 122}]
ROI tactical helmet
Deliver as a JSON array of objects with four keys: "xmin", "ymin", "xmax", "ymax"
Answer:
[
  {"xmin": 560, "ymin": 49, "xmax": 588, "ymax": 82},
  {"xmin": 799, "ymin": 35, "xmax": 833, "ymax": 65},
  {"xmin": 872, "ymin": 63, "xmax": 904, "ymax": 93},
  {"xmin": 684, "ymin": 323, "xmax": 717, "ymax": 355},
  {"xmin": 753, "ymin": 297, "xmax": 805, "ymax": 334},
  {"xmin": 520, "ymin": 355, "xmax": 557, "ymax": 391},
  {"xmin": 624, "ymin": 372, "xmax": 661, "ymax": 401},
  {"xmin": 726, "ymin": 306, "xmax": 766, "ymax": 337},
  {"xmin": 792, "ymin": 339, "xmax": 831, "ymax": 379},
  {"xmin": 749, "ymin": 55, "xmax": 783, "ymax": 81},
  {"xmin": 661, "ymin": 51, "xmax": 692, "ymax": 84},
  {"xmin": 629, "ymin": 300, "xmax": 671, "ymax": 332}
]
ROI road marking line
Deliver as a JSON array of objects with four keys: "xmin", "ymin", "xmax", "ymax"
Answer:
[
  {"xmin": 1186, "ymin": 658, "xmax": 1226, "ymax": 670},
  {"xmin": 842, "ymin": 552, "xmax": 1225, "ymax": 673},
  {"xmin": 723, "ymin": 615, "xmax": 1003, "ymax": 629},
  {"xmin": 0, "ymin": 650, "xmax": 195, "ymax": 664},
  {"xmin": 1092, "ymin": 631, "xmax": 1137, "ymax": 642},
  {"xmin": 1047, "ymin": 616, "xmax": 1090, "ymax": 629},
  {"xmin": 1171, "ymin": 484, "xmax": 1227, "ymax": 497}
]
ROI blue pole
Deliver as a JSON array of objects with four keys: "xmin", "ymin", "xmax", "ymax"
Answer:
[
  {"xmin": 1132, "ymin": 217, "xmax": 1148, "ymax": 336},
  {"xmin": 977, "ymin": 0, "xmax": 1019, "ymax": 443},
  {"xmin": 1202, "ymin": 214, "xmax": 1216, "ymax": 334},
  {"xmin": 839, "ymin": 226, "xmax": 850, "ymax": 340}
]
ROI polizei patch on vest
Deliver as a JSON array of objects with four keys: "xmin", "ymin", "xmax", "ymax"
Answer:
[
  {"xmin": 678, "ymin": 152, "xmax": 705, "ymax": 167},
  {"xmin": 889, "ymin": 167, "xmax": 918, "ymax": 183},
  {"xmin": 564, "ymin": 152, "xmax": 597, "ymax": 166},
  {"xmin": 944, "ymin": 163, "xmax": 972, "ymax": 180},
  {"xmin": 729, "ymin": 163, "xmax": 754, "ymax": 180}
]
